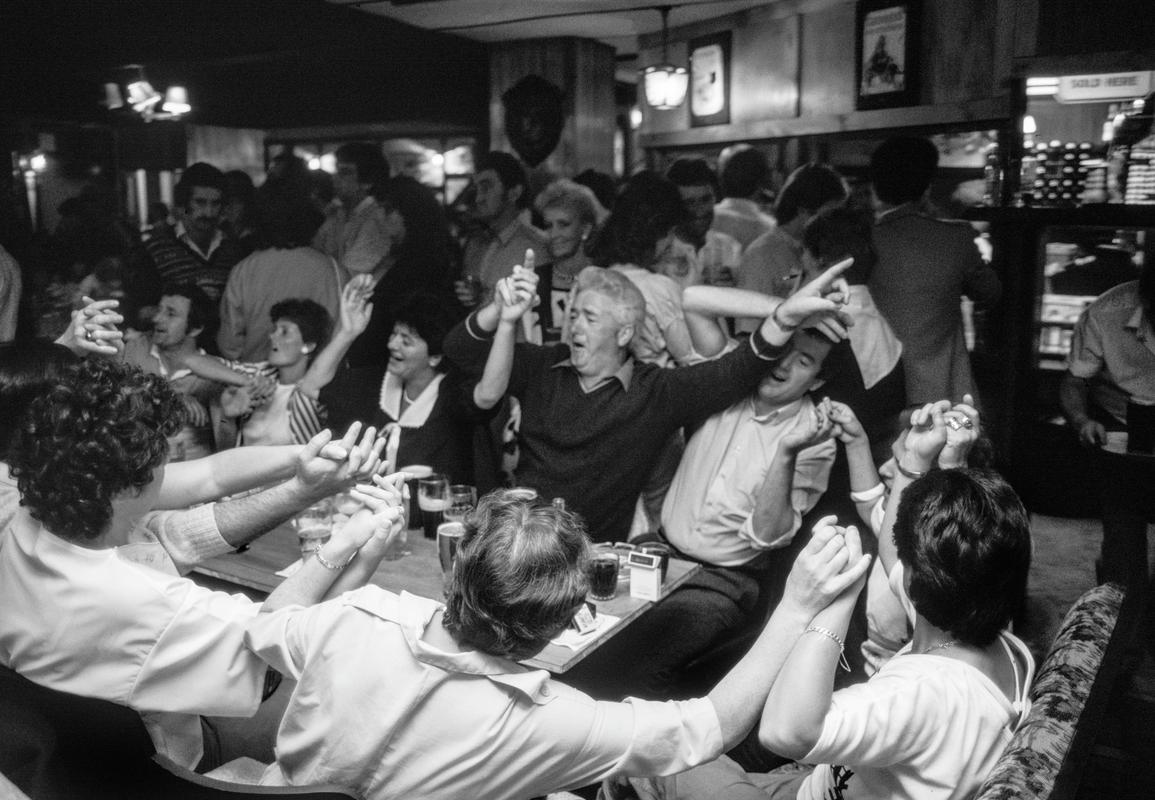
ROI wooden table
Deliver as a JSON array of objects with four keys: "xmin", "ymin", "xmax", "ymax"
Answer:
[{"xmin": 192, "ymin": 526, "xmax": 700, "ymax": 673}]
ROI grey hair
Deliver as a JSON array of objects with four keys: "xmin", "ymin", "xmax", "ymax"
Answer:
[{"xmin": 573, "ymin": 266, "xmax": 646, "ymax": 334}]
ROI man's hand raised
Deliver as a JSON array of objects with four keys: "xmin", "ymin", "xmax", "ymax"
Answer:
[{"xmin": 762, "ymin": 257, "xmax": 854, "ymax": 345}]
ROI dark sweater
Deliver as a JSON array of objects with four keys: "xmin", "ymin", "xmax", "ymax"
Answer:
[{"xmin": 444, "ymin": 314, "xmax": 786, "ymax": 542}]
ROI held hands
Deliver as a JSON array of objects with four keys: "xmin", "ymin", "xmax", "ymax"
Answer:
[
  {"xmin": 939, "ymin": 393, "xmax": 981, "ymax": 468},
  {"xmin": 333, "ymin": 472, "xmax": 407, "ymax": 556},
  {"xmin": 769, "ymin": 257, "xmax": 854, "ymax": 341},
  {"xmin": 901, "ymin": 400, "xmax": 951, "ymax": 473},
  {"xmin": 295, "ymin": 422, "xmax": 388, "ymax": 500},
  {"xmin": 60, "ymin": 297, "xmax": 124, "ymax": 357},
  {"xmin": 338, "ymin": 274, "xmax": 376, "ymax": 338},
  {"xmin": 783, "ymin": 515, "xmax": 872, "ymax": 617},
  {"xmin": 180, "ymin": 395, "xmax": 209, "ymax": 428}
]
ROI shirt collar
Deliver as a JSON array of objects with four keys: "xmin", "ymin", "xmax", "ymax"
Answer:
[
  {"xmin": 350, "ymin": 589, "xmax": 554, "ymax": 704},
  {"xmin": 492, "ymin": 216, "xmax": 526, "ymax": 246},
  {"xmin": 174, "ymin": 222, "xmax": 222, "ymax": 260},
  {"xmin": 551, "ymin": 352, "xmax": 635, "ymax": 391},
  {"xmin": 749, "ymin": 395, "xmax": 805, "ymax": 424},
  {"xmin": 875, "ymin": 203, "xmax": 920, "ymax": 224}
]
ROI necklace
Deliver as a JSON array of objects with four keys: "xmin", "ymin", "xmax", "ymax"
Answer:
[{"xmin": 919, "ymin": 640, "xmax": 958, "ymax": 655}]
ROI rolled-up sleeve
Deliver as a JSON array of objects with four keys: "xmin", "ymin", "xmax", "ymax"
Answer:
[{"xmin": 137, "ymin": 504, "xmax": 230, "ymax": 574}]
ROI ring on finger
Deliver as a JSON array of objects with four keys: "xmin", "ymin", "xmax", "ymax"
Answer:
[
  {"xmin": 945, "ymin": 416, "xmax": 963, "ymax": 431},
  {"xmin": 84, "ymin": 329, "xmax": 94, "ymax": 341}
]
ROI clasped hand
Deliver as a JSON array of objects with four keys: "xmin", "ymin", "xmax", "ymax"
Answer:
[{"xmin": 783, "ymin": 515, "xmax": 872, "ymax": 617}]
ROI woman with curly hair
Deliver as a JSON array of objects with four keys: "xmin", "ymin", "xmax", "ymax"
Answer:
[{"xmin": 0, "ymin": 358, "xmax": 406, "ymax": 772}]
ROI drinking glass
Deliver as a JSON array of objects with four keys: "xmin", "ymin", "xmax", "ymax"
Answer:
[
  {"xmin": 444, "ymin": 484, "xmax": 478, "ymax": 525},
  {"xmin": 437, "ymin": 521, "xmax": 466, "ymax": 581},
  {"xmin": 294, "ymin": 497, "xmax": 333, "ymax": 558},
  {"xmin": 588, "ymin": 552, "xmax": 620, "ymax": 601},
  {"xmin": 417, "ymin": 474, "xmax": 450, "ymax": 540}
]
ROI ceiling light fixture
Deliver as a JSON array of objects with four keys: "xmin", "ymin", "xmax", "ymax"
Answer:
[
  {"xmin": 640, "ymin": 6, "xmax": 688, "ymax": 111},
  {"xmin": 104, "ymin": 65, "xmax": 191, "ymax": 122}
]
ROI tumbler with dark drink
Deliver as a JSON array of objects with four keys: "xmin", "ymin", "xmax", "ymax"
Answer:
[
  {"xmin": 417, "ymin": 474, "xmax": 449, "ymax": 540},
  {"xmin": 588, "ymin": 552, "xmax": 620, "ymax": 601}
]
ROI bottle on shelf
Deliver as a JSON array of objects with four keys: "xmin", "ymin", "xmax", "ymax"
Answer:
[{"xmin": 982, "ymin": 143, "xmax": 1002, "ymax": 206}]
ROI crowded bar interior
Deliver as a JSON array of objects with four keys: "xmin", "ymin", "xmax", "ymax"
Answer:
[{"xmin": 1, "ymin": 0, "xmax": 1154, "ymax": 797}]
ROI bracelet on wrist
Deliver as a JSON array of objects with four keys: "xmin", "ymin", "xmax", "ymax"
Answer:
[
  {"xmin": 805, "ymin": 625, "xmax": 850, "ymax": 672},
  {"xmin": 895, "ymin": 461, "xmax": 928, "ymax": 480},
  {"xmin": 771, "ymin": 304, "xmax": 798, "ymax": 333},
  {"xmin": 849, "ymin": 482, "xmax": 886, "ymax": 504},
  {"xmin": 315, "ymin": 547, "xmax": 355, "ymax": 571}
]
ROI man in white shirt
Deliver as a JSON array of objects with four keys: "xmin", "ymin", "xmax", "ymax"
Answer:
[
  {"xmin": 242, "ymin": 488, "xmax": 869, "ymax": 800},
  {"xmin": 0, "ymin": 359, "xmax": 392, "ymax": 771},
  {"xmin": 713, "ymin": 146, "xmax": 777, "ymax": 251},
  {"xmin": 666, "ymin": 158, "xmax": 742, "ymax": 288},
  {"xmin": 312, "ymin": 142, "xmax": 392, "ymax": 279},
  {"xmin": 570, "ymin": 328, "xmax": 837, "ymax": 700}
]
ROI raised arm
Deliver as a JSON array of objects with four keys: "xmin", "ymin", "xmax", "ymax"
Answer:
[
  {"xmin": 298, "ymin": 274, "xmax": 375, "ymax": 400},
  {"xmin": 748, "ymin": 401, "xmax": 834, "ymax": 547},
  {"xmin": 156, "ymin": 445, "xmax": 303, "ymax": 509},
  {"xmin": 828, "ymin": 401, "xmax": 884, "ymax": 526},
  {"xmin": 181, "ymin": 352, "xmax": 251, "ymax": 388},
  {"xmin": 682, "ymin": 285, "xmax": 779, "ymax": 358},
  {"xmin": 212, "ymin": 423, "xmax": 385, "ymax": 552},
  {"xmin": 708, "ymin": 519, "xmax": 871, "ymax": 749},
  {"xmin": 759, "ymin": 518, "xmax": 870, "ymax": 758},
  {"xmin": 474, "ymin": 267, "xmax": 538, "ymax": 410}
]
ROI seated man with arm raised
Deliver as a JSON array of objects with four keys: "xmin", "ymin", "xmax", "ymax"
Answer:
[{"xmin": 443, "ymin": 257, "xmax": 853, "ymax": 544}]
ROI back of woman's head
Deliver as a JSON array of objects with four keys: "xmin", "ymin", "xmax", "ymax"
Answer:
[
  {"xmin": 801, "ymin": 206, "xmax": 877, "ymax": 284},
  {"xmin": 775, "ymin": 164, "xmax": 848, "ymax": 225},
  {"xmin": 893, "ymin": 468, "xmax": 1031, "ymax": 646},
  {"xmin": 588, "ymin": 171, "xmax": 686, "ymax": 269}
]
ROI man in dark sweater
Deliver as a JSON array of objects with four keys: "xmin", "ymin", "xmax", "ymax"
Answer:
[{"xmin": 443, "ymin": 262, "xmax": 852, "ymax": 543}]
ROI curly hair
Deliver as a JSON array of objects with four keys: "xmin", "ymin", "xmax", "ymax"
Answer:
[
  {"xmin": 893, "ymin": 468, "xmax": 1031, "ymax": 646},
  {"xmin": 443, "ymin": 489, "xmax": 592, "ymax": 660},
  {"xmin": 9, "ymin": 360, "xmax": 185, "ymax": 542}
]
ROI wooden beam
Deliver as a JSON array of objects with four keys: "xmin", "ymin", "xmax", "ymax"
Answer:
[{"xmin": 638, "ymin": 97, "xmax": 1011, "ymax": 148}]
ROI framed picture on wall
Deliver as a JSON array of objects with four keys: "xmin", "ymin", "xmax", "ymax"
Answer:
[
  {"xmin": 689, "ymin": 31, "xmax": 731, "ymax": 127},
  {"xmin": 855, "ymin": 0, "xmax": 919, "ymax": 110}
]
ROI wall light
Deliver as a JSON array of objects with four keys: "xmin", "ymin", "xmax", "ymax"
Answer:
[{"xmin": 105, "ymin": 66, "xmax": 191, "ymax": 122}]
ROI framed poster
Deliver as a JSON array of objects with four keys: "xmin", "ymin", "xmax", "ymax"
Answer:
[
  {"xmin": 689, "ymin": 32, "xmax": 731, "ymax": 127},
  {"xmin": 855, "ymin": 0, "xmax": 919, "ymax": 110}
]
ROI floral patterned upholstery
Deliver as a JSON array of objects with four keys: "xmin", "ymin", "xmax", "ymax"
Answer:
[{"xmin": 974, "ymin": 582, "xmax": 1126, "ymax": 800}]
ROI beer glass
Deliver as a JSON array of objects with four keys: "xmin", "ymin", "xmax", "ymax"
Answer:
[
  {"xmin": 437, "ymin": 521, "xmax": 465, "ymax": 580},
  {"xmin": 444, "ymin": 484, "xmax": 477, "ymax": 525},
  {"xmin": 588, "ymin": 551, "xmax": 620, "ymax": 601},
  {"xmin": 417, "ymin": 474, "xmax": 450, "ymax": 540},
  {"xmin": 295, "ymin": 497, "xmax": 333, "ymax": 558}
]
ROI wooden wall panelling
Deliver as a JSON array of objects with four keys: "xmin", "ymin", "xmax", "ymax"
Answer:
[
  {"xmin": 799, "ymin": 3, "xmax": 856, "ymax": 118},
  {"xmin": 732, "ymin": 14, "xmax": 801, "ymax": 122},
  {"xmin": 488, "ymin": 38, "xmax": 615, "ymax": 178},
  {"xmin": 923, "ymin": 0, "xmax": 1002, "ymax": 104}
]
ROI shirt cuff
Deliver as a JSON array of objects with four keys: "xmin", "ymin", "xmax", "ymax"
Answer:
[
  {"xmin": 849, "ymin": 482, "xmax": 886, "ymax": 504},
  {"xmin": 140, "ymin": 503, "xmax": 229, "ymax": 575},
  {"xmin": 747, "ymin": 326, "xmax": 789, "ymax": 361},
  {"xmin": 465, "ymin": 311, "xmax": 495, "ymax": 341}
]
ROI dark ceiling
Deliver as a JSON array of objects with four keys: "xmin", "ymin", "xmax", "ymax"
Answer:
[{"xmin": 0, "ymin": 0, "xmax": 489, "ymax": 130}]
